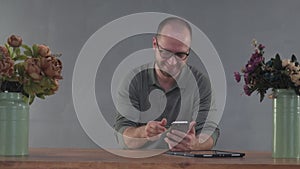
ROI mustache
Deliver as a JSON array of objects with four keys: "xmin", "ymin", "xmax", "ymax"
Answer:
[{"xmin": 158, "ymin": 62, "xmax": 183, "ymax": 78}]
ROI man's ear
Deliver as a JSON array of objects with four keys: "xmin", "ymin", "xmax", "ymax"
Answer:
[{"xmin": 152, "ymin": 37, "xmax": 157, "ymax": 50}]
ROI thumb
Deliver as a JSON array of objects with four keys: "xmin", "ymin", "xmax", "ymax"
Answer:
[
  {"xmin": 158, "ymin": 118, "xmax": 167, "ymax": 126},
  {"xmin": 188, "ymin": 121, "xmax": 196, "ymax": 134}
]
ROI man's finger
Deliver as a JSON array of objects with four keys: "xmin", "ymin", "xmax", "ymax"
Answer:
[
  {"xmin": 158, "ymin": 118, "xmax": 167, "ymax": 126},
  {"xmin": 171, "ymin": 129, "xmax": 187, "ymax": 138},
  {"xmin": 188, "ymin": 121, "xmax": 196, "ymax": 134},
  {"xmin": 164, "ymin": 137, "xmax": 178, "ymax": 149},
  {"xmin": 166, "ymin": 132, "xmax": 184, "ymax": 143},
  {"xmin": 164, "ymin": 138, "xmax": 186, "ymax": 151},
  {"xmin": 171, "ymin": 143, "xmax": 187, "ymax": 151},
  {"xmin": 153, "ymin": 123, "xmax": 167, "ymax": 132}
]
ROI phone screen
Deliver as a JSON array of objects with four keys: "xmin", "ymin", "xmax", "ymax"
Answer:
[{"xmin": 170, "ymin": 121, "xmax": 189, "ymax": 133}]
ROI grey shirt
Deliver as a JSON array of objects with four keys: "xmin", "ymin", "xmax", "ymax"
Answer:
[{"xmin": 114, "ymin": 62, "xmax": 219, "ymax": 149}]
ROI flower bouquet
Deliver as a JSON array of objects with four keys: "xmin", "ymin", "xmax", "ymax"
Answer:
[
  {"xmin": 0, "ymin": 35, "xmax": 63, "ymax": 156},
  {"xmin": 234, "ymin": 40, "xmax": 300, "ymax": 102},
  {"xmin": 0, "ymin": 35, "xmax": 63, "ymax": 104}
]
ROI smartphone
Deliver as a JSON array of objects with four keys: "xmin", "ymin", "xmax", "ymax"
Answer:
[{"xmin": 170, "ymin": 121, "xmax": 189, "ymax": 133}]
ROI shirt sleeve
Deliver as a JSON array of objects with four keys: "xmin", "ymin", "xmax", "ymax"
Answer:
[
  {"xmin": 193, "ymin": 71, "xmax": 220, "ymax": 146},
  {"xmin": 113, "ymin": 70, "xmax": 141, "ymax": 148}
]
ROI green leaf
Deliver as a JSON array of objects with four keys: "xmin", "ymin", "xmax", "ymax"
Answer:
[
  {"xmin": 5, "ymin": 43, "xmax": 13, "ymax": 58},
  {"xmin": 4, "ymin": 43, "xmax": 10, "ymax": 49},
  {"xmin": 24, "ymin": 50, "xmax": 32, "ymax": 56},
  {"xmin": 291, "ymin": 54, "xmax": 297, "ymax": 62},
  {"xmin": 15, "ymin": 47, "xmax": 21, "ymax": 56},
  {"xmin": 22, "ymin": 95, "xmax": 29, "ymax": 104},
  {"xmin": 30, "ymin": 82, "xmax": 44, "ymax": 94},
  {"xmin": 21, "ymin": 44, "xmax": 31, "ymax": 51},
  {"xmin": 43, "ymin": 89, "xmax": 54, "ymax": 96},
  {"xmin": 32, "ymin": 44, "xmax": 39, "ymax": 57},
  {"xmin": 29, "ymin": 95, "xmax": 35, "ymax": 104},
  {"xmin": 40, "ymin": 77, "xmax": 50, "ymax": 87},
  {"xmin": 14, "ymin": 55, "xmax": 28, "ymax": 61},
  {"xmin": 22, "ymin": 44, "xmax": 33, "ymax": 56},
  {"xmin": 36, "ymin": 94, "xmax": 45, "ymax": 99},
  {"xmin": 273, "ymin": 53, "xmax": 282, "ymax": 70},
  {"xmin": 23, "ymin": 84, "xmax": 35, "ymax": 96},
  {"xmin": 23, "ymin": 95, "xmax": 35, "ymax": 105},
  {"xmin": 14, "ymin": 62, "xmax": 25, "ymax": 75},
  {"xmin": 259, "ymin": 90, "xmax": 265, "ymax": 102}
]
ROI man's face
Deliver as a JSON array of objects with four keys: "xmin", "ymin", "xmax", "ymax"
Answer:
[{"xmin": 153, "ymin": 26, "xmax": 191, "ymax": 78}]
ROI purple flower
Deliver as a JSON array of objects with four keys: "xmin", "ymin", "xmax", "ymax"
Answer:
[
  {"xmin": 250, "ymin": 51, "xmax": 264, "ymax": 63},
  {"xmin": 245, "ymin": 63, "xmax": 255, "ymax": 73},
  {"xmin": 253, "ymin": 56, "xmax": 264, "ymax": 66},
  {"xmin": 234, "ymin": 72, "xmax": 241, "ymax": 82},
  {"xmin": 243, "ymin": 85, "xmax": 251, "ymax": 96},
  {"xmin": 250, "ymin": 52, "xmax": 260, "ymax": 61},
  {"xmin": 258, "ymin": 44, "xmax": 265, "ymax": 50},
  {"xmin": 244, "ymin": 73, "xmax": 250, "ymax": 84},
  {"xmin": 246, "ymin": 56, "xmax": 264, "ymax": 74}
]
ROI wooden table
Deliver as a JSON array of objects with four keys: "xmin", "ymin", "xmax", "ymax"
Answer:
[{"xmin": 0, "ymin": 148, "xmax": 300, "ymax": 169}]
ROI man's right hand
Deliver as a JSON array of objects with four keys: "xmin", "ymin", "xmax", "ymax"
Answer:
[{"xmin": 144, "ymin": 118, "xmax": 167, "ymax": 141}]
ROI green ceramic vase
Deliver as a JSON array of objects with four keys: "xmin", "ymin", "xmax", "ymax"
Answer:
[
  {"xmin": 0, "ymin": 92, "xmax": 29, "ymax": 156},
  {"xmin": 273, "ymin": 89, "xmax": 300, "ymax": 158}
]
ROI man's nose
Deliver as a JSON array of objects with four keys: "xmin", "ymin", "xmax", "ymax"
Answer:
[{"xmin": 167, "ymin": 55, "xmax": 177, "ymax": 65}]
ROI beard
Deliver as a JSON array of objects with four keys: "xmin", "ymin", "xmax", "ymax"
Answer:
[{"xmin": 156, "ymin": 60, "xmax": 183, "ymax": 78}]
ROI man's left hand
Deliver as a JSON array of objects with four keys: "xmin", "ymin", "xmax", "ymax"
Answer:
[{"xmin": 164, "ymin": 121, "xmax": 199, "ymax": 151}]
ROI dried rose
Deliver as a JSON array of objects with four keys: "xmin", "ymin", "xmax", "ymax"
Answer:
[
  {"xmin": 0, "ymin": 46, "xmax": 9, "ymax": 58},
  {"xmin": 51, "ymin": 79, "xmax": 59, "ymax": 93},
  {"xmin": 291, "ymin": 74, "xmax": 300, "ymax": 86},
  {"xmin": 7, "ymin": 35, "xmax": 22, "ymax": 47},
  {"xmin": 0, "ymin": 57, "xmax": 14, "ymax": 77},
  {"xmin": 282, "ymin": 59, "xmax": 290, "ymax": 67},
  {"xmin": 38, "ymin": 44, "xmax": 51, "ymax": 57},
  {"xmin": 41, "ymin": 56, "xmax": 62, "ymax": 79},
  {"xmin": 24, "ymin": 58, "xmax": 42, "ymax": 80}
]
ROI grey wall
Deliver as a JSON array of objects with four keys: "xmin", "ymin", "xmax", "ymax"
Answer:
[{"xmin": 1, "ymin": 0, "xmax": 300, "ymax": 151}]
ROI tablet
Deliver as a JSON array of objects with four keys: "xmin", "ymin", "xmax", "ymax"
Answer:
[{"xmin": 165, "ymin": 150, "xmax": 245, "ymax": 158}]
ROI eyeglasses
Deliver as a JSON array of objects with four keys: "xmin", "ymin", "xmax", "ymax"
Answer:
[{"xmin": 155, "ymin": 38, "xmax": 190, "ymax": 60}]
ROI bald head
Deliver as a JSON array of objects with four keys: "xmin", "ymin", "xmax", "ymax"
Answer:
[{"xmin": 156, "ymin": 17, "xmax": 192, "ymax": 45}]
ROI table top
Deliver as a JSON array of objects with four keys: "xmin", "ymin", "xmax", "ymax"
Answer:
[{"xmin": 0, "ymin": 148, "xmax": 300, "ymax": 169}]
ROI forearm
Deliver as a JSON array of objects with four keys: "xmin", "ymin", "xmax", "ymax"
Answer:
[
  {"xmin": 193, "ymin": 133, "xmax": 214, "ymax": 150},
  {"xmin": 122, "ymin": 126, "xmax": 148, "ymax": 149}
]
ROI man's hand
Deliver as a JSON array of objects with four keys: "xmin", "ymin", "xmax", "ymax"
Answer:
[
  {"xmin": 122, "ymin": 118, "xmax": 167, "ymax": 148},
  {"xmin": 164, "ymin": 121, "xmax": 214, "ymax": 151},
  {"xmin": 144, "ymin": 118, "xmax": 167, "ymax": 141},
  {"xmin": 164, "ymin": 121, "xmax": 199, "ymax": 151}
]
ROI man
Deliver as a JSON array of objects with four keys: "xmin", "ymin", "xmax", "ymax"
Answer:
[{"xmin": 114, "ymin": 17, "xmax": 219, "ymax": 151}]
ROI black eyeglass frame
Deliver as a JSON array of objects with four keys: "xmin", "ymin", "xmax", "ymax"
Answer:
[{"xmin": 155, "ymin": 37, "xmax": 190, "ymax": 60}]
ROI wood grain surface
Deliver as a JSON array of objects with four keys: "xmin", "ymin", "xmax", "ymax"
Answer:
[{"xmin": 0, "ymin": 148, "xmax": 300, "ymax": 169}]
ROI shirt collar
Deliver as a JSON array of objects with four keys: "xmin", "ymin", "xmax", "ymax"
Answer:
[{"xmin": 148, "ymin": 62, "xmax": 191, "ymax": 90}]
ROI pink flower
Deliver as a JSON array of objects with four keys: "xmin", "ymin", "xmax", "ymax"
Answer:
[
  {"xmin": 50, "ymin": 79, "xmax": 60, "ymax": 94},
  {"xmin": 245, "ymin": 64, "xmax": 255, "ymax": 73},
  {"xmin": 234, "ymin": 72, "xmax": 241, "ymax": 82},
  {"xmin": 282, "ymin": 59, "xmax": 290, "ymax": 67},
  {"xmin": 0, "ymin": 46, "xmax": 9, "ymax": 58},
  {"xmin": 258, "ymin": 44, "xmax": 265, "ymax": 50},
  {"xmin": 24, "ymin": 58, "xmax": 42, "ymax": 80},
  {"xmin": 40, "ymin": 56, "xmax": 62, "ymax": 79},
  {"xmin": 7, "ymin": 35, "xmax": 22, "ymax": 47},
  {"xmin": 243, "ymin": 85, "xmax": 251, "ymax": 96},
  {"xmin": 244, "ymin": 73, "xmax": 250, "ymax": 84},
  {"xmin": 38, "ymin": 44, "xmax": 51, "ymax": 57},
  {"xmin": 0, "ymin": 57, "xmax": 14, "ymax": 77}
]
